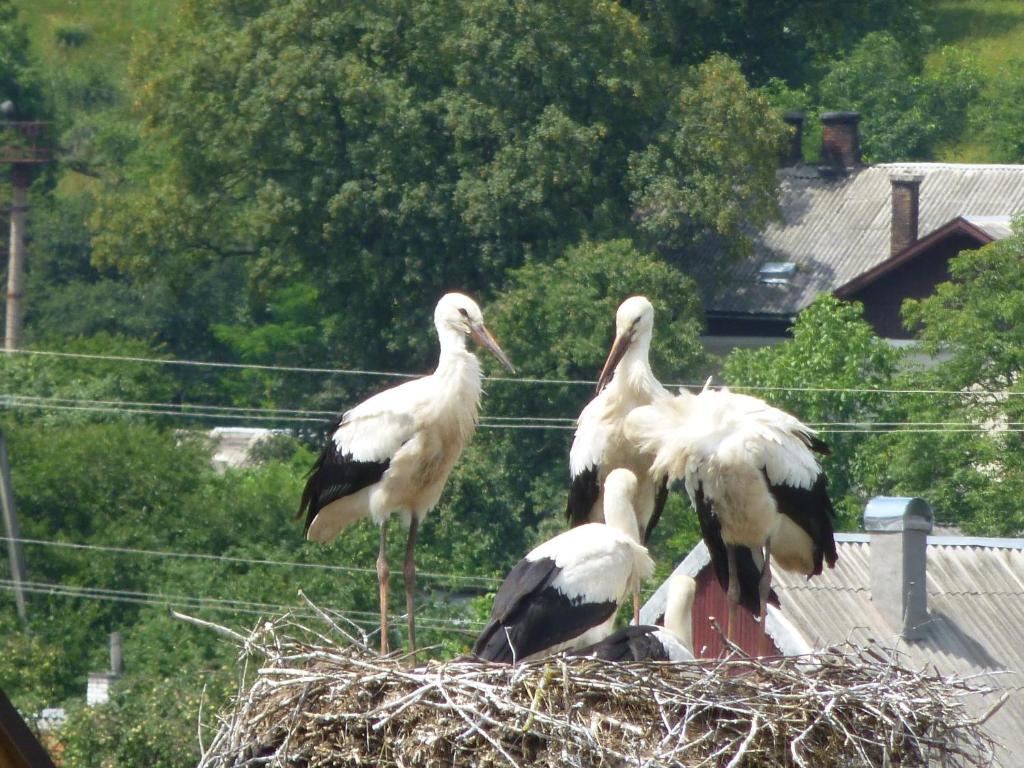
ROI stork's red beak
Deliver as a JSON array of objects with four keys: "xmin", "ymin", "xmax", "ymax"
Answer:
[
  {"xmin": 470, "ymin": 323, "xmax": 516, "ymax": 374},
  {"xmin": 596, "ymin": 332, "xmax": 631, "ymax": 393}
]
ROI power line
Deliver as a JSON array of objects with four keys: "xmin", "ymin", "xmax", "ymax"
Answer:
[
  {"xmin": 1, "ymin": 536, "xmax": 503, "ymax": 588},
  {"xmin": 9, "ymin": 346, "xmax": 1023, "ymax": 397},
  {"xmin": 5, "ymin": 395, "xmax": 1024, "ymax": 434},
  {"xmin": 0, "ymin": 580, "xmax": 485, "ymax": 633},
  {"xmin": 0, "ymin": 397, "xmax": 577, "ymax": 428}
]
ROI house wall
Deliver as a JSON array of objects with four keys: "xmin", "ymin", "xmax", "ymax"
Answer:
[
  {"xmin": 845, "ymin": 233, "xmax": 981, "ymax": 338},
  {"xmin": 691, "ymin": 568, "xmax": 780, "ymax": 658}
]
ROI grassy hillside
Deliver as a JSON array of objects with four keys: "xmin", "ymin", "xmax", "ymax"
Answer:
[
  {"xmin": 929, "ymin": 0, "xmax": 1024, "ymax": 161},
  {"xmin": 15, "ymin": 0, "xmax": 178, "ymax": 79},
  {"xmin": 930, "ymin": 0, "xmax": 1024, "ymax": 72}
]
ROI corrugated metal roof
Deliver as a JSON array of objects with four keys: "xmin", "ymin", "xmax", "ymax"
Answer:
[
  {"xmin": 965, "ymin": 215, "xmax": 1015, "ymax": 240},
  {"xmin": 645, "ymin": 533, "xmax": 1024, "ymax": 764},
  {"xmin": 772, "ymin": 535, "xmax": 1024, "ymax": 767},
  {"xmin": 697, "ymin": 163, "xmax": 1024, "ymax": 317}
]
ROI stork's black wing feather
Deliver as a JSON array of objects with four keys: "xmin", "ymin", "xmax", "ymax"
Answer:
[
  {"xmin": 298, "ymin": 440, "xmax": 389, "ymax": 535},
  {"xmin": 764, "ymin": 470, "xmax": 838, "ymax": 574},
  {"xmin": 569, "ymin": 625, "xmax": 670, "ymax": 662},
  {"xmin": 642, "ymin": 477, "xmax": 669, "ymax": 544},
  {"xmin": 694, "ymin": 483, "xmax": 779, "ymax": 617},
  {"xmin": 473, "ymin": 556, "xmax": 617, "ymax": 663},
  {"xmin": 566, "ymin": 464, "xmax": 600, "ymax": 529},
  {"xmin": 798, "ymin": 431, "xmax": 832, "ymax": 456}
]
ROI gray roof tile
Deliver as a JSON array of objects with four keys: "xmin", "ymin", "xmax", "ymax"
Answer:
[
  {"xmin": 699, "ymin": 163, "xmax": 1024, "ymax": 317},
  {"xmin": 772, "ymin": 535, "xmax": 1024, "ymax": 767}
]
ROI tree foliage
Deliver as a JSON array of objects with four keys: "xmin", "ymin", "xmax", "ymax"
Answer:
[
  {"xmin": 817, "ymin": 32, "xmax": 981, "ymax": 162},
  {"xmin": 971, "ymin": 59, "xmax": 1024, "ymax": 163},
  {"xmin": 854, "ymin": 223, "xmax": 1024, "ymax": 535},
  {"xmin": 89, "ymin": 0, "xmax": 781, "ymax": 376},
  {"xmin": 722, "ymin": 295, "xmax": 902, "ymax": 525},
  {"xmin": 620, "ymin": 0, "xmax": 927, "ymax": 85},
  {"xmin": 0, "ymin": 0, "xmax": 46, "ymax": 120}
]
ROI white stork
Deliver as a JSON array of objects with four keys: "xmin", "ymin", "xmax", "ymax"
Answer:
[
  {"xmin": 567, "ymin": 296, "xmax": 671, "ymax": 622},
  {"xmin": 625, "ymin": 384, "xmax": 838, "ymax": 638},
  {"xmin": 569, "ymin": 574, "xmax": 696, "ymax": 662},
  {"xmin": 472, "ymin": 469, "xmax": 655, "ymax": 664},
  {"xmin": 299, "ymin": 292, "xmax": 515, "ymax": 656}
]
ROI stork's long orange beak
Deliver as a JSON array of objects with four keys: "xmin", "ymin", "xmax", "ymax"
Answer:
[
  {"xmin": 596, "ymin": 332, "xmax": 631, "ymax": 393},
  {"xmin": 470, "ymin": 323, "xmax": 516, "ymax": 374}
]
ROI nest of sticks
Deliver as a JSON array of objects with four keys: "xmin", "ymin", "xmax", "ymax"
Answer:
[{"xmin": 190, "ymin": 600, "xmax": 1000, "ymax": 768}]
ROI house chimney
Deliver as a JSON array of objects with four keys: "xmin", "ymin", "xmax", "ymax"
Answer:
[
  {"xmin": 864, "ymin": 497, "xmax": 933, "ymax": 640},
  {"xmin": 820, "ymin": 111, "xmax": 861, "ymax": 169},
  {"xmin": 781, "ymin": 111, "xmax": 804, "ymax": 166},
  {"xmin": 890, "ymin": 174, "xmax": 923, "ymax": 256}
]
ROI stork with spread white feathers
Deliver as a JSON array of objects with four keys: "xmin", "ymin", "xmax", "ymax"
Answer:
[
  {"xmin": 570, "ymin": 574, "xmax": 696, "ymax": 662},
  {"xmin": 299, "ymin": 292, "xmax": 515, "ymax": 657},
  {"xmin": 624, "ymin": 383, "xmax": 838, "ymax": 639},
  {"xmin": 472, "ymin": 469, "xmax": 655, "ymax": 664},
  {"xmin": 567, "ymin": 296, "xmax": 671, "ymax": 623}
]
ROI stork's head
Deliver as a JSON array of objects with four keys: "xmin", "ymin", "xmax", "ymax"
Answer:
[
  {"xmin": 596, "ymin": 296, "xmax": 655, "ymax": 392},
  {"xmin": 434, "ymin": 293, "xmax": 516, "ymax": 373},
  {"xmin": 602, "ymin": 468, "xmax": 641, "ymax": 542}
]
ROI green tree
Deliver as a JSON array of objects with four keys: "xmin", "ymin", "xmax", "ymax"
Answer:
[
  {"xmin": 971, "ymin": 59, "xmax": 1024, "ymax": 163},
  {"xmin": 0, "ymin": 0, "xmax": 46, "ymax": 120},
  {"xmin": 722, "ymin": 295, "xmax": 902, "ymax": 525},
  {"xmin": 855, "ymin": 223, "xmax": 1024, "ymax": 535},
  {"xmin": 817, "ymin": 32, "xmax": 981, "ymax": 162},
  {"xmin": 90, "ymin": 0, "xmax": 782, "ymax": 384},
  {"xmin": 621, "ymin": 0, "xmax": 926, "ymax": 85},
  {"xmin": 628, "ymin": 54, "xmax": 785, "ymax": 258}
]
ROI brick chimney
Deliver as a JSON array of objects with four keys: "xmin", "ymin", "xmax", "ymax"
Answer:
[
  {"xmin": 864, "ymin": 497, "xmax": 933, "ymax": 640},
  {"xmin": 820, "ymin": 111, "xmax": 861, "ymax": 169},
  {"xmin": 781, "ymin": 111, "xmax": 804, "ymax": 166},
  {"xmin": 890, "ymin": 174, "xmax": 923, "ymax": 256}
]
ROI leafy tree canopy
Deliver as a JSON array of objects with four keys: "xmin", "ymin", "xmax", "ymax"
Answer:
[
  {"xmin": 970, "ymin": 58, "xmax": 1024, "ymax": 163},
  {"xmin": 818, "ymin": 32, "xmax": 981, "ymax": 162},
  {"xmin": 722, "ymin": 295, "xmax": 902, "ymax": 525},
  {"xmin": 620, "ymin": 0, "xmax": 927, "ymax": 85},
  {"xmin": 854, "ymin": 224, "xmax": 1024, "ymax": 535},
  {"xmin": 0, "ymin": 0, "xmax": 46, "ymax": 119},
  {"xmin": 90, "ymin": 0, "xmax": 782, "ymax": 376}
]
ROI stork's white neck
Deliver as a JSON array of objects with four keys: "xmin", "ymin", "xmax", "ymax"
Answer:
[
  {"xmin": 603, "ymin": 496, "xmax": 641, "ymax": 543},
  {"xmin": 663, "ymin": 580, "xmax": 695, "ymax": 652},
  {"xmin": 431, "ymin": 327, "xmax": 484, "ymax": 428},
  {"xmin": 610, "ymin": 337, "xmax": 658, "ymax": 395}
]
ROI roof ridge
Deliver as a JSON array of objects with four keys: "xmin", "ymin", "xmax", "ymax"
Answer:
[{"xmin": 874, "ymin": 162, "xmax": 1024, "ymax": 171}]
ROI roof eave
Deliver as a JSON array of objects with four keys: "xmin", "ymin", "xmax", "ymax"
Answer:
[{"xmin": 834, "ymin": 217, "xmax": 994, "ymax": 298}]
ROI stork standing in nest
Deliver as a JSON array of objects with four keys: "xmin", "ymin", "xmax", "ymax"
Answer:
[
  {"xmin": 473, "ymin": 469, "xmax": 655, "ymax": 664},
  {"xmin": 299, "ymin": 293, "xmax": 514, "ymax": 657},
  {"xmin": 567, "ymin": 296, "xmax": 671, "ymax": 623},
  {"xmin": 625, "ymin": 383, "xmax": 838, "ymax": 639}
]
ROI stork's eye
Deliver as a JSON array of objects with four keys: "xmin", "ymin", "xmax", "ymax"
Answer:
[{"xmin": 458, "ymin": 308, "xmax": 470, "ymax": 318}]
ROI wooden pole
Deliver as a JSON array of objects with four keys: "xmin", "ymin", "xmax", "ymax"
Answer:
[
  {"xmin": 0, "ymin": 431, "xmax": 28, "ymax": 626},
  {"xmin": 5, "ymin": 164, "xmax": 29, "ymax": 352}
]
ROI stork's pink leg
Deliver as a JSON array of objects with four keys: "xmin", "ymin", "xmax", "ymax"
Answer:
[
  {"xmin": 404, "ymin": 517, "xmax": 420, "ymax": 663},
  {"xmin": 632, "ymin": 581, "xmax": 641, "ymax": 626},
  {"xmin": 759, "ymin": 538, "xmax": 774, "ymax": 627},
  {"xmin": 377, "ymin": 522, "xmax": 390, "ymax": 655}
]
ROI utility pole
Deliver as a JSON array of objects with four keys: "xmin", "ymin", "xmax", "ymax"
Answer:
[
  {"xmin": 0, "ymin": 431, "xmax": 27, "ymax": 627},
  {"xmin": 6, "ymin": 165, "xmax": 28, "ymax": 351},
  {"xmin": 2, "ymin": 99, "xmax": 50, "ymax": 352}
]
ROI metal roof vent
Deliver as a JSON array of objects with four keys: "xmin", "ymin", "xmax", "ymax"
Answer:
[
  {"xmin": 864, "ymin": 496, "xmax": 933, "ymax": 640},
  {"xmin": 758, "ymin": 261, "xmax": 797, "ymax": 285}
]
